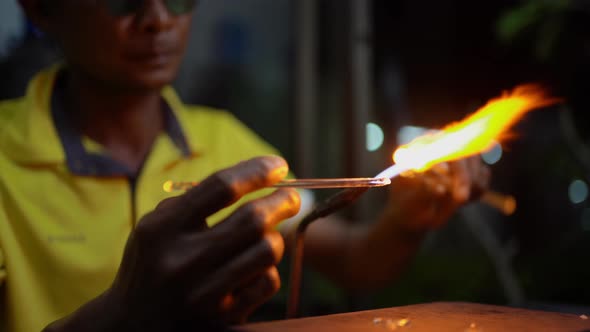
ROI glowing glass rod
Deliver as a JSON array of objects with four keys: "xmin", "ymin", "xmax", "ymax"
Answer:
[{"xmin": 163, "ymin": 177, "xmax": 391, "ymax": 192}]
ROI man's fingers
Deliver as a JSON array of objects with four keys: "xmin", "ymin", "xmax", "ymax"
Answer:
[
  {"xmin": 468, "ymin": 157, "xmax": 490, "ymax": 198},
  {"xmin": 165, "ymin": 156, "xmax": 289, "ymax": 229},
  {"xmin": 187, "ymin": 231, "xmax": 285, "ymax": 310},
  {"xmin": 423, "ymin": 173, "xmax": 449, "ymax": 196},
  {"xmin": 228, "ymin": 267, "xmax": 281, "ymax": 324},
  {"xmin": 449, "ymin": 161, "xmax": 471, "ymax": 203},
  {"xmin": 210, "ymin": 188, "xmax": 300, "ymax": 250},
  {"xmin": 184, "ymin": 156, "xmax": 289, "ymax": 221},
  {"xmin": 176, "ymin": 188, "xmax": 299, "ymax": 284}
]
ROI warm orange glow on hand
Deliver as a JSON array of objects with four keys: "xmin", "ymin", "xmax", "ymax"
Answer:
[{"xmin": 392, "ymin": 84, "xmax": 558, "ymax": 172}]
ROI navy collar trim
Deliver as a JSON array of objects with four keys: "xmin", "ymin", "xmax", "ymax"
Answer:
[{"xmin": 50, "ymin": 73, "xmax": 191, "ymax": 177}]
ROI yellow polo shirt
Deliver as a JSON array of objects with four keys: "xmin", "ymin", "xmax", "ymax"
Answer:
[{"xmin": 0, "ymin": 66, "xmax": 282, "ymax": 332}]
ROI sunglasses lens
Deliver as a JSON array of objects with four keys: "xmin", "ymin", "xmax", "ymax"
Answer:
[
  {"xmin": 105, "ymin": 0, "xmax": 143, "ymax": 16},
  {"xmin": 165, "ymin": 0, "xmax": 197, "ymax": 15},
  {"xmin": 104, "ymin": 0, "xmax": 197, "ymax": 16}
]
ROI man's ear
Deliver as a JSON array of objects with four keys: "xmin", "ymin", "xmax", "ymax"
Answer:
[{"xmin": 18, "ymin": 0, "xmax": 55, "ymax": 34}]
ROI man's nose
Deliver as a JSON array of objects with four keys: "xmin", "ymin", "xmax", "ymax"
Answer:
[{"xmin": 136, "ymin": 0, "xmax": 174, "ymax": 33}]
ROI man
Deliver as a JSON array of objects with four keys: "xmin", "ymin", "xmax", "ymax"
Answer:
[{"xmin": 0, "ymin": 0, "xmax": 488, "ymax": 331}]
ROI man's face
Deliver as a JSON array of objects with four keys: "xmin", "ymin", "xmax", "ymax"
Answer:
[{"xmin": 47, "ymin": 0, "xmax": 194, "ymax": 91}]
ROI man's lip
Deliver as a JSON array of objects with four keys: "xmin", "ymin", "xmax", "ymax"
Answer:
[
  {"xmin": 127, "ymin": 49, "xmax": 177, "ymax": 60},
  {"xmin": 127, "ymin": 39, "xmax": 179, "ymax": 58}
]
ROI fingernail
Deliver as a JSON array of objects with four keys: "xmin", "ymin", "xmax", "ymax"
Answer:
[{"xmin": 270, "ymin": 165, "xmax": 289, "ymax": 181}]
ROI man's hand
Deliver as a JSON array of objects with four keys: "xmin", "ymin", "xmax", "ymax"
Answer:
[
  {"xmin": 384, "ymin": 157, "xmax": 490, "ymax": 232},
  {"xmin": 301, "ymin": 156, "xmax": 489, "ymax": 290},
  {"xmin": 44, "ymin": 156, "xmax": 301, "ymax": 331}
]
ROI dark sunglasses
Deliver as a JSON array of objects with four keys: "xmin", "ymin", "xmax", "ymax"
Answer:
[{"xmin": 104, "ymin": 0, "xmax": 197, "ymax": 16}]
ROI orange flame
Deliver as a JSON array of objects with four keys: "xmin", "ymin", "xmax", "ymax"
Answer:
[{"xmin": 393, "ymin": 85, "xmax": 558, "ymax": 172}]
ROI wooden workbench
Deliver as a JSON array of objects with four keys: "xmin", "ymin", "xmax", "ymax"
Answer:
[{"xmin": 238, "ymin": 302, "xmax": 590, "ymax": 332}]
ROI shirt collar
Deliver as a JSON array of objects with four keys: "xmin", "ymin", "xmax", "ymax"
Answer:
[{"xmin": 50, "ymin": 71, "xmax": 192, "ymax": 177}]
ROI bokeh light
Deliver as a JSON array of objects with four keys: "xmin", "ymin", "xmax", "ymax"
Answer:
[
  {"xmin": 481, "ymin": 142, "xmax": 503, "ymax": 165},
  {"xmin": 569, "ymin": 179, "xmax": 588, "ymax": 204},
  {"xmin": 366, "ymin": 122, "xmax": 384, "ymax": 152}
]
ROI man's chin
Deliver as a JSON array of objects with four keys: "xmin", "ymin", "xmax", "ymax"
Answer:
[{"xmin": 121, "ymin": 69, "xmax": 178, "ymax": 92}]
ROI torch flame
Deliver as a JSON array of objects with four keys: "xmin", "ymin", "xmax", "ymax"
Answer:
[{"xmin": 393, "ymin": 84, "xmax": 558, "ymax": 172}]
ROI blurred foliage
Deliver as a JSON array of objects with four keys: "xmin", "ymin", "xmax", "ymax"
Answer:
[{"xmin": 497, "ymin": 0, "xmax": 572, "ymax": 61}]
